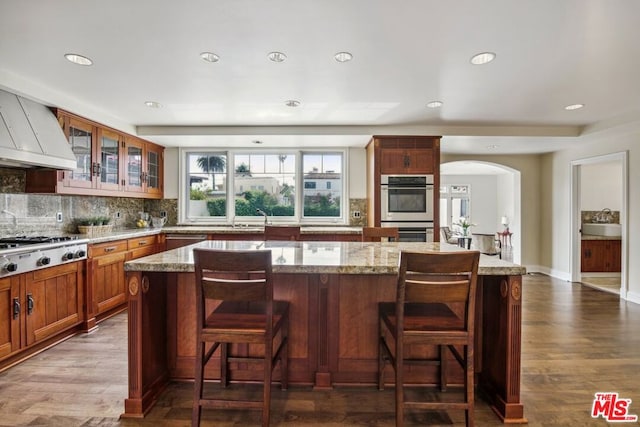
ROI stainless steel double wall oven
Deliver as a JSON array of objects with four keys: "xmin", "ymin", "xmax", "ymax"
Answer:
[{"xmin": 380, "ymin": 174, "xmax": 434, "ymax": 242}]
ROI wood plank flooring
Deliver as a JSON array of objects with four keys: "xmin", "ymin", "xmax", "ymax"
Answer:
[{"xmin": 1, "ymin": 274, "xmax": 639, "ymax": 426}]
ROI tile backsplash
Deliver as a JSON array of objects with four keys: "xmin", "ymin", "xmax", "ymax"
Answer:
[
  {"xmin": 581, "ymin": 210, "xmax": 620, "ymax": 225},
  {"xmin": 1, "ymin": 167, "xmax": 366, "ymax": 235},
  {"xmin": 0, "ymin": 167, "xmax": 174, "ymax": 235}
]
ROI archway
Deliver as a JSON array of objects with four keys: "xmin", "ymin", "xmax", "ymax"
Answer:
[{"xmin": 440, "ymin": 161, "xmax": 521, "ymax": 264}]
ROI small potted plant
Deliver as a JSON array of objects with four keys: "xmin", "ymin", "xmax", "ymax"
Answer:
[{"xmin": 454, "ymin": 217, "xmax": 476, "ymax": 237}]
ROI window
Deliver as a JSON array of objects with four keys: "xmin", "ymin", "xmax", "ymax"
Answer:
[
  {"xmin": 440, "ymin": 184, "xmax": 470, "ymax": 233},
  {"xmin": 186, "ymin": 152, "xmax": 227, "ymax": 217},
  {"xmin": 302, "ymin": 153, "xmax": 342, "ymax": 218},
  {"xmin": 233, "ymin": 153, "xmax": 295, "ymax": 218},
  {"xmin": 182, "ymin": 149, "xmax": 346, "ymax": 223}
]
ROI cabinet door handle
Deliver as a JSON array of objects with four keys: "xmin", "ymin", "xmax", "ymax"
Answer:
[
  {"xmin": 13, "ymin": 298, "xmax": 20, "ymax": 320},
  {"xmin": 104, "ymin": 246, "xmax": 117, "ymax": 253},
  {"xmin": 27, "ymin": 294, "xmax": 34, "ymax": 315},
  {"xmin": 138, "ymin": 240, "xmax": 147, "ymax": 246}
]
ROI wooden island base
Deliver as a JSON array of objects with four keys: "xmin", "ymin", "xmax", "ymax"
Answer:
[{"xmin": 123, "ymin": 268, "xmax": 525, "ymax": 423}]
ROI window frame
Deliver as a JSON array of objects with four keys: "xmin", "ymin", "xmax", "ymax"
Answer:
[{"xmin": 179, "ymin": 148, "xmax": 348, "ymax": 225}]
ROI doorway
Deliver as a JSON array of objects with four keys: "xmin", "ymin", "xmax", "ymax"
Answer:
[
  {"xmin": 440, "ymin": 161, "xmax": 521, "ymax": 264},
  {"xmin": 570, "ymin": 152, "xmax": 628, "ymax": 298}
]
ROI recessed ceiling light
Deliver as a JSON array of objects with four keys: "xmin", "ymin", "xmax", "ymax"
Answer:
[
  {"xmin": 470, "ymin": 52, "xmax": 496, "ymax": 65},
  {"xmin": 426, "ymin": 101, "xmax": 443, "ymax": 108},
  {"xmin": 268, "ymin": 51, "xmax": 287, "ymax": 62},
  {"xmin": 200, "ymin": 52, "xmax": 220, "ymax": 63},
  {"xmin": 564, "ymin": 103, "xmax": 585, "ymax": 111},
  {"xmin": 144, "ymin": 101, "xmax": 161, "ymax": 108},
  {"xmin": 285, "ymin": 99, "xmax": 300, "ymax": 107},
  {"xmin": 334, "ymin": 52, "xmax": 353, "ymax": 63},
  {"xmin": 64, "ymin": 53, "xmax": 93, "ymax": 66}
]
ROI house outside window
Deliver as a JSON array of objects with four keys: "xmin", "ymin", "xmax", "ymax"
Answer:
[{"xmin": 302, "ymin": 153, "xmax": 342, "ymax": 218}]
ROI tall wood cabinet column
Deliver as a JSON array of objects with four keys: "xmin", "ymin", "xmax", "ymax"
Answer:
[{"xmin": 365, "ymin": 135, "xmax": 441, "ymax": 239}]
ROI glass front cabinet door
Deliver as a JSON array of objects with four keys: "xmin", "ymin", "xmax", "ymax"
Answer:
[
  {"xmin": 62, "ymin": 117, "xmax": 95, "ymax": 189},
  {"xmin": 97, "ymin": 128, "xmax": 123, "ymax": 191},
  {"xmin": 124, "ymin": 136, "xmax": 163, "ymax": 196}
]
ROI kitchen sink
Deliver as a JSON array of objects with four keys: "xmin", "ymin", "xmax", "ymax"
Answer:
[{"xmin": 582, "ymin": 223, "xmax": 621, "ymax": 237}]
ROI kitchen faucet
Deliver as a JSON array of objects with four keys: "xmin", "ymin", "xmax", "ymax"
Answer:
[{"xmin": 256, "ymin": 208, "xmax": 268, "ymax": 226}]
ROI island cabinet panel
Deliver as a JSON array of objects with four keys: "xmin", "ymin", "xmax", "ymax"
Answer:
[{"xmin": 165, "ymin": 272, "xmax": 316, "ymax": 385}]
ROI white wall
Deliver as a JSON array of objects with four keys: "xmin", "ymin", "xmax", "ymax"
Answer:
[
  {"xmin": 440, "ymin": 174, "xmax": 498, "ymax": 235},
  {"xmin": 580, "ymin": 161, "xmax": 622, "ymax": 212},
  {"xmin": 541, "ymin": 122, "xmax": 640, "ymax": 304}
]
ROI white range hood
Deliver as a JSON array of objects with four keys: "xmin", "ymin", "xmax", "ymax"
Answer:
[{"xmin": 0, "ymin": 89, "xmax": 76, "ymax": 169}]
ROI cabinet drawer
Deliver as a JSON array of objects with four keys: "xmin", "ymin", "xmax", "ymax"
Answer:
[
  {"xmin": 128, "ymin": 245, "xmax": 156, "ymax": 260},
  {"xmin": 89, "ymin": 240, "xmax": 128, "ymax": 257},
  {"xmin": 128, "ymin": 236, "xmax": 157, "ymax": 250}
]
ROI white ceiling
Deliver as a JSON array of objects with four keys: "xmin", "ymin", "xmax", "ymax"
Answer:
[{"xmin": 1, "ymin": 0, "xmax": 639, "ymax": 154}]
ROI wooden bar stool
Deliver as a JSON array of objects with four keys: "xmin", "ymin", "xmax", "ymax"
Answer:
[
  {"xmin": 362, "ymin": 226, "xmax": 399, "ymax": 242},
  {"xmin": 192, "ymin": 249, "xmax": 289, "ymax": 427},
  {"xmin": 264, "ymin": 225, "xmax": 300, "ymax": 241},
  {"xmin": 378, "ymin": 250, "xmax": 480, "ymax": 427}
]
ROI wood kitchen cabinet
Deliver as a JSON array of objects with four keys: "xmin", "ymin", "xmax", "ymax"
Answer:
[
  {"xmin": 87, "ymin": 240, "xmax": 128, "ymax": 326},
  {"xmin": 86, "ymin": 234, "xmax": 161, "ymax": 328},
  {"xmin": 25, "ymin": 262, "xmax": 84, "ymax": 346},
  {"xmin": 581, "ymin": 239, "xmax": 621, "ymax": 272},
  {"xmin": 380, "ymin": 147, "xmax": 435, "ymax": 174},
  {"xmin": 25, "ymin": 109, "xmax": 164, "ymax": 199},
  {"xmin": 0, "ymin": 276, "xmax": 21, "ymax": 360},
  {"xmin": 365, "ymin": 135, "xmax": 441, "ymax": 232},
  {"xmin": 123, "ymin": 136, "xmax": 163, "ymax": 197},
  {"xmin": 1, "ymin": 261, "xmax": 84, "ymax": 365}
]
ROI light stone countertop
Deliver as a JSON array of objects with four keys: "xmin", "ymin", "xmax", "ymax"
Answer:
[
  {"xmin": 124, "ymin": 240, "xmax": 526, "ymax": 276},
  {"xmin": 86, "ymin": 228, "xmax": 163, "ymax": 244}
]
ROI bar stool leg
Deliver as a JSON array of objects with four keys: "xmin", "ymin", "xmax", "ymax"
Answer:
[{"xmin": 192, "ymin": 341, "xmax": 204, "ymax": 427}]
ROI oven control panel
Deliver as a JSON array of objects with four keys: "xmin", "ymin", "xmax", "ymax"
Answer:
[{"xmin": 0, "ymin": 242, "xmax": 88, "ymax": 278}]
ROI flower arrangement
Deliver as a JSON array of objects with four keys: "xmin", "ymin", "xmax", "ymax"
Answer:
[{"xmin": 454, "ymin": 217, "xmax": 476, "ymax": 236}]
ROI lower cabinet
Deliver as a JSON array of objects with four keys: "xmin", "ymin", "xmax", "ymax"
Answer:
[
  {"xmin": 0, "ymin": 276, "xmax": 21, "ymax": 361},
  {"xmin": 26, "ymin": 262, "xmax": 85, "ymax": 346},
  {"xmin": 86, "ymin": 234, "xmax": 160, "ymax": 327},
  {"xmin": 88, "ymin": 240, "xmax": 129, "ymax": 326},
  {"xmin": 0, "ymin": 261, "xmax": 84, "ymax": 365},
  {"xmin": 581, "ymin": 239, "xmax": 621, "ymax": 272}
]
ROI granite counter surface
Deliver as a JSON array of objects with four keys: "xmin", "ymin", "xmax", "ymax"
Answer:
[{"xmin": 124, "ymin": 240, "xmax": 525, "ymax": 276}]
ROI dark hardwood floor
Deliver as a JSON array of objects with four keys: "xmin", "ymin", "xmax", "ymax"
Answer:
[{"xmin": 1, "ymin": 274, "xmax": 639, "ymax": 426}]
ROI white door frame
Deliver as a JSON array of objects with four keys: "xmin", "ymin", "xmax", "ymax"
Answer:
[{"xmin": 570, "ymin": 151, "xmax": 628, "ymax": 298}]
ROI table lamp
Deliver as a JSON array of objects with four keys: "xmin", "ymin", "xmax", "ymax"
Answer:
[{"xmin": 501, "ymin": 216, "xmax": 509, "ymax": 232}]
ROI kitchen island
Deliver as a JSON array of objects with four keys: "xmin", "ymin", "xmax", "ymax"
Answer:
[{"xmin": 123, "ymin": 240, "xmax": 527, "ymax": 423}]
